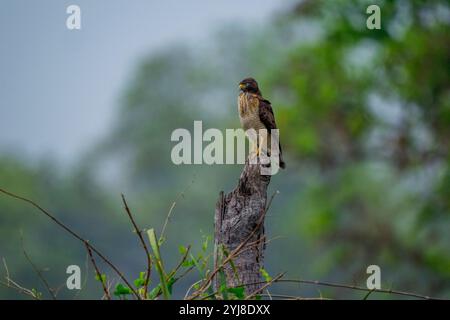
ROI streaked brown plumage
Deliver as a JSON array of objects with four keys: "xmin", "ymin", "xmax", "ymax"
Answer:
[{"xmin": 238, "ymin": 77, "xmax": 285, "ymax": 169}]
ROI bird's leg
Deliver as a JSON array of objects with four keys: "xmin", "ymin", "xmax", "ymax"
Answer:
[
  {"xmin": 246, "ymin": 130, "xmax": 259, "ymax": 163},
  {"xmin": 258, "ymin": 133, "xmax": 271, "ymax": 166},
  {"xmin": 249, "ymin": 138, "xmax": 261, "ymax": 161},
  {"xmin": 256, "ymin": 136, "xmax": 262, "ymax": 157},
  {"xmin": 249, "ymin": 139, "xmax": 258, "ymax": 162}
]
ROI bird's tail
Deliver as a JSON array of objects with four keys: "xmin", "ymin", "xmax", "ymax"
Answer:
[
  {"xmin": 267, "ymin": 137, "xmax": 286, "ymax": 169},
  {"xmin": 279, "ymin": 140, "xmax": 286, "ymax": 169},
  {"xmin": 279, "ymin": 154, "xmax": 286, "ymax": 169}
]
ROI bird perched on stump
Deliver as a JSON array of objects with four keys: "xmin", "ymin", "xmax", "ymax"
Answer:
[{"xmin": 238, "ymin": 77, "xmax": 286, "ymax": 169}]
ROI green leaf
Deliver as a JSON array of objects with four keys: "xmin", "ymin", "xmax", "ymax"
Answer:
[
  {"xmin": 147, "ymin": 228, "xmax": 171, "ymax": 299},
  {"xmin": 147, "ymin": 285, "xmax": 160, "ymax": 300},
  {"xmin": 95, "ymin": 273, "xmax": 106, "ymax": 285},
  {"xmin": 134, "ymin": 271, "xmax": 147, "ymax": 288},
  {"xmin": 31, "ymin": 288, "xmax": 42, "ymax": 299},
  {"xmin": 189, "ymin": 253, "xmax": 215, "ymax": 297},
  {"xmin": 260, "ymin": 268, "xmax": 272, "ymax": 282},
  {"xmin": 179, "ymin": 245, "xmax": 187, "ymax": 255},
  {"xmin": 167, "ymin": 277, "xmax": 176, "ymax": 295},
  {"xmin": 227, "ymin": 287, "xmax": 245, "ymax": 299},
  {"xmin": 190, "ymin": 254, "xmax": 201, "ymax": 271},
  {"xmin": 113, "ymin": 283, "xmax": 132, "ymax": 296},
  {"xmin": 202, "ymin": 235, "xmax": 210, "ymax": 252},
  {"xmin": 218, "ymin": 269, "xmax": 228, "ymax": 300},
  {"xmin": 134, "ymin": 278, "xmax": 145, "ymax": 288},
  {"xmin": 181, "ymin": 259, "xmax": 194, "ymax": 267}
]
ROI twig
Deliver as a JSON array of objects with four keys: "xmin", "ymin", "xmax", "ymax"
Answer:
[
  {"xmin": 0, "ymin": 279, "xmax": 41, "ymax": 300},
  {"xmin": 161, "ymin": 202, "xmax": 177, "ymax": 242},
  {"xmin": 168, "ymin": 245, "xmax": 191, "ymax": 279},
  {"xmin": 160, "ymin": 175, "xmax": 196, "ymax": 242},
  {"xmin": 184, "ymin": 279, "xmax": 204, "ymax": 300},
  {"xmin": 121, "ymin": 194, "xmax": 152, "ymax": 298},
  {"xmin": 265, "ymin": 190, "xmax": 279, "ymax": 213},
  {"xmin": 151, "ymin": 246, "xmax": 194, "ymax": 300},
  {"xmin": 84, "ymin": 242, "xmax": 111, "ymax": 300},
  {"xmin": 245, "ymin": 272, "xmax": 284, "ymax": 300},
  {"xmin": 72, "ymin": 252, "xmax": 89, "ymax": 299},
  {"xmin": 200, "ymin": 272, "xmax": 283, "ymax": 300},
  {"xmin": 1, "ymin": 259, "xmax": 41, "ymax": 300},
  {"xmin": 0, "ymin": 187, "xmax": 140, "ymax": 299},
  {"xmin": 175, "ymin": 265, "xmax": 195, "ymax": 283},
  {"xmin": 258, "ymin": 293, "xmax": 331, "ymax": 300},
  {"xmin": 3, "ymin": 258, "xmax": 10, "ymax": 286},
  {"xmin": 276, "ymin": 278, "xmax": 442, "ymax": 300},
  {"xmin": 20, "ymin": 231, "xmax": 57, "ymax": 299},
  {"xmin": 362, "ymin": 288, "xmax": 375, "ymax": 300},
  {"xmin": 218, "ymin": 278, "xmax": 443, "ymax": 300}
]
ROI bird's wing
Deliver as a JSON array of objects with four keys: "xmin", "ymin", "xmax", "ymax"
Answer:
[
  {"xmin": 258, "ymin": 97, "xmax": 277, "ymax": 130},
  {"xmin": 258, "ymin": 96, "xmax": 286, "ymax": 168}
]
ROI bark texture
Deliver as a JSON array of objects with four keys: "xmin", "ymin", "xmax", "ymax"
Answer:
[{"xmin": 214, "ymin": 161, "xmax": 270, "ymax": 294}]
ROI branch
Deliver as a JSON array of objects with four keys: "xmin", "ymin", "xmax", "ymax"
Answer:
[
  {"xmin": 0, "ymin": 187, "xmax": 140, "ymax": 299},
  {"xmin": 152, "ymin": 245, "xmax": 194, "ymax": 300},
  {"xmin": 276, "ymin": 278, "xmax": 443, "ymax": 300},
  {"xmin": 160, "ymin": 175, "xmax": 196, "ymax": 242},
  {"xmin": 245, "ymin": 272, "xmax": 284, "ymax": 300},
  {"xmin": 1, "ymin": 258, "xmax": 41, "ymax": 300},
  {"xmin": 84, "ymin": 242, "xmax": 111, "ymax": 300},
  {"xmin": 121, "ymin": 194, "xmax": 152, "ymax": 298},
  {"xmin": 221, "ymin": 278, "xmax": 444, "ymax": 300},
  {"xmin": 20, "ymin": 232, "xmax": 57, "ymax": 300}
]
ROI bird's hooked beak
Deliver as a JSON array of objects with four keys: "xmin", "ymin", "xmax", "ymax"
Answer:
[{"xmin": 239, "ymin": 83, "xmax": 246, "ymax": 91}]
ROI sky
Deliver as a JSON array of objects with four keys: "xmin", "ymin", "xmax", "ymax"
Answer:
[{"xmin": 0, "ymin": 0, "xmax": 285, "ymax": 165}]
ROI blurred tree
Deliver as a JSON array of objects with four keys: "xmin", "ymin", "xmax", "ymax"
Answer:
[
  {"xmin": 262, "ymin": 0, "xmax": 450, "ymax": 297},
  {"xmin": 0, "ymin": 156, "xmax": 129, "ymax": 299}
]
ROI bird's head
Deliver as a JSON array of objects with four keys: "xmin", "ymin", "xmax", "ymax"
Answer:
[{"xmin": 239, "ymin": 77, "xmax": 261, "ymax": 95}]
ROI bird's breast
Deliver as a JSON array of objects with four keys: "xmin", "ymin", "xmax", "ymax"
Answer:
[{"xmin": 238, "ymin": 93, "xmax": 264, "ymax": 132}]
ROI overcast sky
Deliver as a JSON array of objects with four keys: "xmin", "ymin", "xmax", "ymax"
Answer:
[{"xmin": 0, "ymin": 0, "xmax": 285, "ymax": 165}]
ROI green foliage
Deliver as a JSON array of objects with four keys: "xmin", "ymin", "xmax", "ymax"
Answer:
[
  {"xmin": 227, "ymin": 287, "xmax": 245, "ymax": 300},
  {"xmin": 147, "ymin": 286, "xmax": 161, "ymax": 300},
  {"xmin": 95, "ymin": 273, "xmax": 107, "ymax": 286},
  {"xmin": 148, "ymin": 228, "xmax": 171, "ymax": 300},
  {"xmin": 31, "ymin": 288, "xmax": 42, "ymax": 300},
  {"xmin": 133, "ymin": 272, "xmax": 146, "ymax": 288},
  {"xmin": 113, "ymin": 284, "xmax": 132, "ymax": 297},
  {"xmin": 260, "ymin": 268, "xmax": 272, "ymax": 283},
  {"xmin": 270, "ymin": 0, "xmax": 450, "ymax": 296}
]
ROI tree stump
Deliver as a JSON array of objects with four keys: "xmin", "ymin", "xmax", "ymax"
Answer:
[{"xmin": 214, "ymin": 160, "xmax": 270, "ymax": 295}]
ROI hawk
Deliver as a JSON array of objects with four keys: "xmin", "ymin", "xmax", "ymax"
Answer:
[{"xmin": 238, "ymin": 77, "xmax": 286, "ymax": 169}]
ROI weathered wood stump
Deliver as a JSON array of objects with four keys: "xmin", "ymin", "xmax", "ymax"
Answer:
[{"xmin": 214, "ymin": 161, "xmax": 270, "ymax": 295}]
